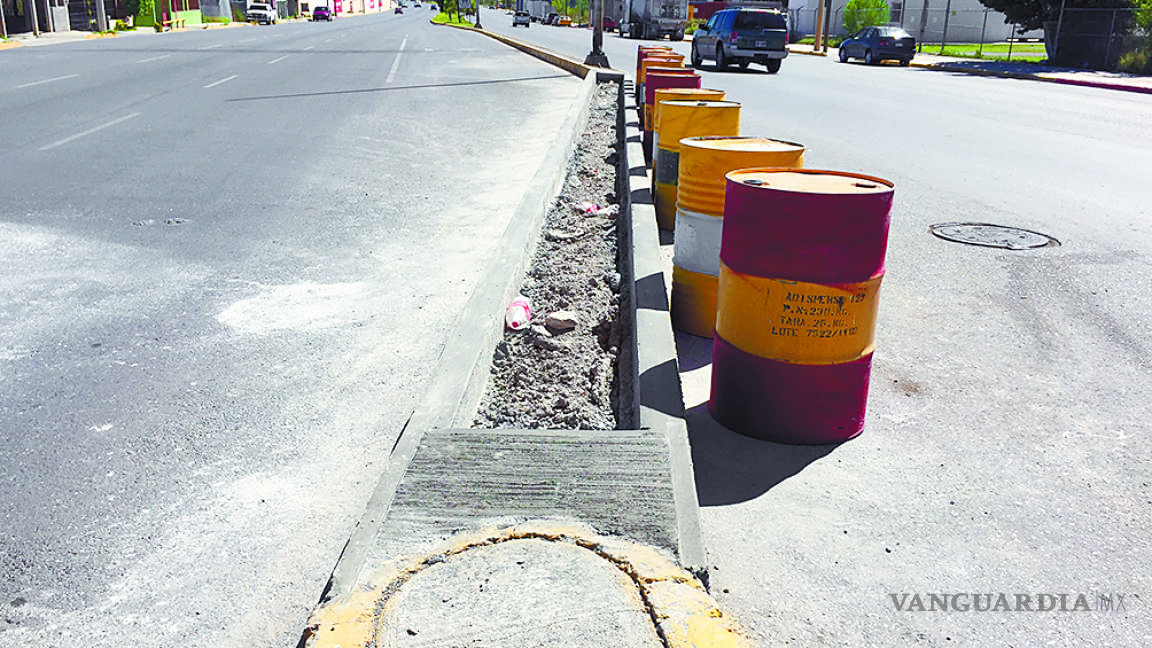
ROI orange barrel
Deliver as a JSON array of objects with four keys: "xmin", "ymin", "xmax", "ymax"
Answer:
[
  {"xmin": 635, "ymin": 48, "xmax": 674, "ymax": 104},
  {"xmin": 637, "ymin": 56, "xmax": 686, "ymax": 118},
  {"xmin": 651, "ymin": 101, "xmax": 741, "ymax": 231},
  {"xmin": 641, "ymin": 70, "xmax": 700, "ymax": 164},
  {"xmin": 651, "ymin": 87, "xmax": 726, "ymax": 173},
  {"xmin": 636, "ymin": 45, "xmax": 673, "ymax": 81},
  {"xmin": 709, "ymin": 169, "xmax": 893, "ymax": 444},
  {"xmin": 671, "ymin": 137, "xmax": 806, "ymax": 337}
]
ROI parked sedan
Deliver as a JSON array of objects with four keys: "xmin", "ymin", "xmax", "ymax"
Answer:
[
  {"xmin": 838, "ymin": 25, "xmax": 916, "ymax": 65},
  {"xmin": 512, "ymin": 10, "xmax": 530, "ymax": 27},
  {"xmin": 311, "ymin": 5, "xmax": 332, "ymax": 20}
]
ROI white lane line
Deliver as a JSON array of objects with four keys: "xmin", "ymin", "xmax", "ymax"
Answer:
[
  {"xmin": 136, "ymin": 54, "xmax": 171, "ymax": 64},
  {"xmin": 39, "ymin": 112, "xmax": 141, "ymax": 151},
  {"xmin": 237, "ymin": 37, "xmax": 259, "ymax": 43},
  {"xmin": 267, "ymin": 55, "xmax": 289, "ymax": 65},
  {"xmin": 199, "ymin": 44, "xmax": 223, "ymax": 50},
  {"xmin": 385, "ymin": 36, "xmax": 407, "ymax": 84},
  {"xmin": 303, "ymin": 45, "xmax": 315, "ymax": 50},
  {"xmin": 204, "ymin": 74, "xmax": 238, "ymax": 88},
  {"xmin": 16, "ymin": 74, "xmax": 79, "ymax": 89}
]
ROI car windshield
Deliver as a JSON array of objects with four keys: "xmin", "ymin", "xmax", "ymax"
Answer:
[{"xmin": 733, "ymin": 12, "xmax": 786, "ymax": 30}]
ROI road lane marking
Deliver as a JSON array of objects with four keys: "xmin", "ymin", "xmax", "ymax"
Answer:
[
  {"xmin": 136, "ymin": 54, "xmax": 171, "ymax": 63},
  {"xmin": 39, "ymin": 112, "xmax": 141, "ymax": 151},
  {"xmin": 304, "ymin": 45, "xmax": 315, "ymax": 50},
  {"xmin": 199, "ymin": 44, "xmax": 223, "ymax": 50},
  {"xmin": 16, "ymin": 74, "xmax": 79, "ymax": 89},
  {"xmin": 204, "ymin": 74, "xmax": 238, "ymax": 88},
  {"xmin": 385, "ymin": 36, "xmax": 407, "ymax": 84},
  {"xmin": 267, "ymin": 55, "xmax": 289, "ymax": 65}
]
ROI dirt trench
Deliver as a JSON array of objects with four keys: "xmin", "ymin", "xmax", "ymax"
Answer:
[{"xmin": 473, "ymin": 80, "xmax": 627, "ymax": 431}]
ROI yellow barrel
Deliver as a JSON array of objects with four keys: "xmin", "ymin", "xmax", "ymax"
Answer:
[
  {"xmin": 652, "ymin": 101, "xmax": 741, "ymax": 231},
  {"xmin": 671, "ymin": 137, "xmax": 806, "ymax": 338},
  {"xmin": 651, "ymin": 88, "xmax": 726, "ymax": 159}
]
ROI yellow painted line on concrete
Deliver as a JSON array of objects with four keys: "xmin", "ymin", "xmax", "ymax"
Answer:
[{"xmin": 301, "ymin": 521, "xmax": 754, "ymax": 648}]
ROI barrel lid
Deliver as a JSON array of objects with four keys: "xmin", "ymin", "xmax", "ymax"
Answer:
[
  {"xmin": 660, "ymin": 100, "xmax": 741, "ymax": 108},
  {"xmin": 726, "ymin": 169, "xmax": 892, "ymax": 194},
  {"xmin": 682, "ymin": 136, "xmax": 804, "ymax": 154},
  {"xmin": 654, "ymin": 87, "xmax": 725, "ymax": 97}
]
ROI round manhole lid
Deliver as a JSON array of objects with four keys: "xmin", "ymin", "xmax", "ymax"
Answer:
[{"xmin": 929, "ymin": 223, "xmax": 1060, "ymax": 250}]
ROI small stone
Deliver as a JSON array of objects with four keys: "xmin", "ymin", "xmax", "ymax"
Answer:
[
  {"xmin": 530, "ymin": 324, "xmax": 552, "ymax": 338},
  {"xmin": 546, "ymin": 311, "xmax": 578, "ymax": 331}
]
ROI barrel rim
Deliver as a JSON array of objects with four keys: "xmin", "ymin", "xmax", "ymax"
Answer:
[
  {"xmin": 725, "ymin": 168, "xmax": 894, "ymax": 194},
  {"xmin": 681, "ymin": 135, "xmax": 806, "ymax": 152}
]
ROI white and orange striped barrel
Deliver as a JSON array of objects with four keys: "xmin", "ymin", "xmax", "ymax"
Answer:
[
  {"xmin": 652, "ymin": 101, "xmax": 741, "ymax": 232},
  {"xmin": 671, "ymin": 137, "xmax": 806, "ymax": 337}
]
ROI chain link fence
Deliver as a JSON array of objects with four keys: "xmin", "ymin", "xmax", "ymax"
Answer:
[{"xmin": 790, "ymin": 5, "xmax": 1145, "ymax": 69}]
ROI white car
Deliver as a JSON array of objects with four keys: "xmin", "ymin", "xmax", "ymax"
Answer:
[{"xmin": 512, "ymin": 11, "xmax": 530, "ymax": 27}]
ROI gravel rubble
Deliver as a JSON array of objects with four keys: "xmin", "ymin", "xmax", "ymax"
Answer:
[{"xmin": 473, "ymin": 81, "xmax": 624, "ymax": 430}]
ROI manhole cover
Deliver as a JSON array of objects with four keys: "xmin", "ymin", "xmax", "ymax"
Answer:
[{"xmin": 929, "ymin": 223, "xmax": 1060, "ymax": 250}]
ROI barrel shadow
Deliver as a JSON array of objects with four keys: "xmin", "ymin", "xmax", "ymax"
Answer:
[{"xmin": 687, "ymin": 402, "xmax": 840, "ymax": 506}]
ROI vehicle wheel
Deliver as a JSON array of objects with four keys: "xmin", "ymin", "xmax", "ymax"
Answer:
[
  {"xmin": 671, "ymin": 28, "xmax": 684, "ymax": 41},
  {"xmin": 629, "ymin": 22, "xmax": 641, "ymax": 39},
  {"xmin": 839, "ymin": 48, "xmax": 849, "ymax": 63},
  {"xmin": 739, "ymin": 58, "xmax": 750, "ymax": 69},
  {"xmin": 716, "ymin": 45, "xmax": 728, "ymax": 69},
  {"xmin": 690, "ymin": 42, "xmax": 702, "ymax": 68},
  {"xmin": 766, "ymin": 58, "xmax": 781, "ymax": 73},
  {"xmin": 864, "ymin": 49, "xmax": 875, "ymax": 65},
  {"xmin": 900, "ymin": 58, "xmax": 911, "ymax": 66}
]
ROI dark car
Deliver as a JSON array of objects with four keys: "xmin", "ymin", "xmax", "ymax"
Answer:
[
  {"xmin": 601, "ymin": 15, "xmax": 617, "ymax": 31},
  {"xmin": 838, "ymin": 25, "xmax": 916, "ymax": 65},
  {"xmin": 690, "ymin": 8, "xmax": 789, "ymax": 73},
  {"xmin": 394, "ymin": 5, "xmax": 402, "ymax": 12},
  {"xmin": 311, "ymin": 5, "xmax": 332, "ymax": 20}
]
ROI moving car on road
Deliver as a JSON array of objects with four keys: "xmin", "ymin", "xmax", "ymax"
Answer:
[
  {"xmin": 311, "ymin": 5, "xmax": 332, "ymax": 20},
  {"xmin": 513, "ymin": 10, "xmax": 530, "ymax": 26},
  {"xmin": 838, "ymin": 25, "xmax": 916, "ymax": 65},
  {"xmin": 690, "ymin": 8, "xmax": 788, "ymax": 73}
]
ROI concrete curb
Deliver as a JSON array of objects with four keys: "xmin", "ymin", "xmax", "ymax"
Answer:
[
  {"xmin": 317, "ymin": 69, "xmax": 600, "ymax": 607},
  {"xmin": 440, "ymin": 21, "xmax": 600, "ymax": 78},
  {"xmin": 429, "ymin": 16, "xmax": 706, "ymax": 578},
  {"xmin": 302, "ymin": 521, "xmax": 753, "ymax": 648}
]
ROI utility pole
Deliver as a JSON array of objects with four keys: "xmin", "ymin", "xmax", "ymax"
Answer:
[
  {"xmin": 584, "ymin": 0, "xmax": 609, "ymax": 67},
  {"xmin": 813, "ymin": 0, "xmax": 824, "ymax": 52},
  {"xmin": 97, "ymin": 0, "xmax": 110, "ymax": 31},
  {"xmin": 31, "ymin": 0, "xmax": 41, "ymax": 36},
  {"xmin": 475, "ymin": 0, "xmax": 481, "ymax": 28}
]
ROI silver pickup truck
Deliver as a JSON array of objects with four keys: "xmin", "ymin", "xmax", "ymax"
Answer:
[
  {"xmin": 690, "ymin": 8, "xmax": 788, "ymax": 73},
  {"xmin": 246, "ymin": 2, "xmax": 278, "ymax": 24}
]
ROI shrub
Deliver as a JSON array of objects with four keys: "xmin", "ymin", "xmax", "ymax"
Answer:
[{"xmin": 843, "ymin": 0, "xmax": 889, "ymax": 34}]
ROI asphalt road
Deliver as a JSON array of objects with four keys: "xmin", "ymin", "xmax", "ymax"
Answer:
[
  {"xmin": 492, "ymin": 18, "xmax": 1152, "ymax": 646},
  {"xmin": 0, "ymin": 15, "xmax": 582, "ymax": 647}
]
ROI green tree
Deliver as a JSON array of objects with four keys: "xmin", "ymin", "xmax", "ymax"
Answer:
[{"xmin": 843, "ymin": 0, "xmax": 890, "ymax": 34}]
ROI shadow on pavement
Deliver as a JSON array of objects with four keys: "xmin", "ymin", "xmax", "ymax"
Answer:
[{"xmin": 687, "ymin": 402, "xmax": 840, "ymax": 506}]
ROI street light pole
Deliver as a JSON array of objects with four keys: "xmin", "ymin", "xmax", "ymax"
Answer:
[{"xmin": 475, "ymin": 0, "xmax": 481, "ymax": 28}]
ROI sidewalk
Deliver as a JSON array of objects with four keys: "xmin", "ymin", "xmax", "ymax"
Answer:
[{"xmin": 788, "ymin": 43, "xmax": 1152, "ymax": 94}]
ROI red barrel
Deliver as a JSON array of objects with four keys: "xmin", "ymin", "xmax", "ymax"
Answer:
[
  {"xmin": 709, "ymin": 169, "xmax": 893, "ymax": 444},
  {"xmin": 641, "ymin": 70, "xmax": 700, "ymax": 163}
]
